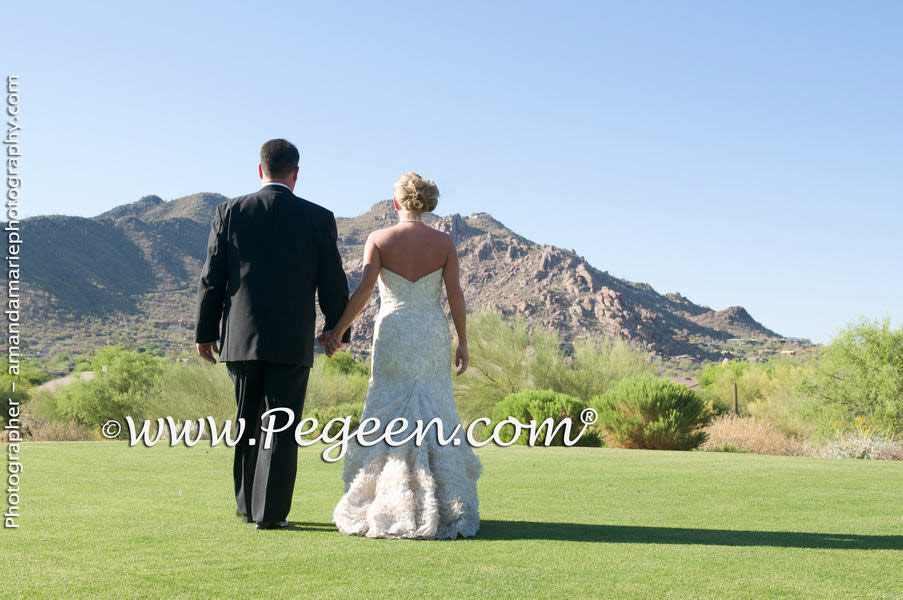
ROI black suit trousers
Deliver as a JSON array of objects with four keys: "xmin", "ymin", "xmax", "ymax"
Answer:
[{"xmin": 226, "ymin": 360, "xmax": 310, "ymax": 523}]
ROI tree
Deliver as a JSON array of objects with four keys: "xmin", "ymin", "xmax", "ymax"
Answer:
[
  {"xmin": 54, "ymin": 346, "xmax": 163, "ymax": 427},
  {"xmin": 803, "ymin": 317, "xmax": 903, "ymax": 437}
]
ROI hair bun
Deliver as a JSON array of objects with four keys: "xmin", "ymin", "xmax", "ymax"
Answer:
[{"xmin": 394, "ymin": 172, "xmax": 439, "ymax": 213}]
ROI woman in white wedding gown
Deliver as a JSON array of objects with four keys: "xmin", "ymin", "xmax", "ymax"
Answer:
[{"xmin": 320, "ymin": 172, "xmax": 482, "ymax": 539}]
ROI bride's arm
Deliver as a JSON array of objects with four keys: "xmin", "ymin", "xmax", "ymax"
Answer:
[
  {"xmin": 442, "ymin": 239, "xmax": 469, "ymax": 375},
  {"xmin": 328, "ymin": 234, "xmax": 381, "ymax": 344}
]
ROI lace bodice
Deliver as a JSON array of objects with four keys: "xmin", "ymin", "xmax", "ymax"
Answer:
[
  {"xmin": 376, "ymin": 266, "xmax": 443, "ymax": 310},
  {"xmin": 371, "ymin": 267, "xmax": 451, "ymax": 383}
]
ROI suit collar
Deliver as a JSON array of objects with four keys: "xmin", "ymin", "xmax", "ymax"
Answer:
[{"xmin": 261, "ymin": 182, "xmax": 293, "ymax": 192}]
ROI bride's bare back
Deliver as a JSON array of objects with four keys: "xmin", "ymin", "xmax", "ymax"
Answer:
[
  {"xmin": 323, "ymin": 172, "xmax": 469, "ymax": 374},
  {"xmin": 372, "ymin": 221, "xmax": 451, "ymax": 281},
  {"xmin": 327, "ymin": 220, "xmax": 468, "ymax": 374}
]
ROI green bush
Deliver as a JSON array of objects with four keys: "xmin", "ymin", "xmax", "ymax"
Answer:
[
  {"xmin": 552, "ymin": 337, "xmax": 650, "ymax": 402},
  {"xmin": 591, "ymin": 377, "xmax": 712, "ymax": 450},
  {"xmin": 302, "ymin": 402, "xmax": 363, "ymax": 438},
  {"xmin": 32, "ymin": 345, "xmax": 370, "ymax": 433},
  {"xmin": 323, "ymin": 351, "xmax": 369, "ymax": 377},
  {"xmin": 455, "ymin": 312, "xmax": 650, "ymax": 422},
  {"xmin": 709, "ymin": 444, "xmax": 748, "ymax": 453},
  {"xmin": 697, "ymin": 359, "xmax": 808, "ymax": 413},
  {"xmin": 802, "ymin": 317, "xmax": 903, "ymax": 438},
  {"xmin": 143, "ymin": 358, "xmax": 235, "ymax": 423},
  {"xmin": 484, "ymin": 389, "xmax": 601, "ymax": 446},
  {"xmin": 745, "ymin": 385, "xmax": 821, "ymax": 440},
  {"xmin": 696, "ymin": 358, "xmax": 817, "ymax": 438},
  {"xmin": 0, "ymin": 358, "xmax": 50, "ymax": 426},
  {"xmin": 53, "ymin": 346, "xmax": 162, "ymax": 427},
  {"xmin": 305, "ymin": 354, "xmax": 370, "ymax": 410}
]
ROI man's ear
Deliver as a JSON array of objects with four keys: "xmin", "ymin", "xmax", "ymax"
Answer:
[
  {"xmin": 292, "ymin": 167, "xmax": 300, "ymax": 182},
  {"xmin": 258, "ymin": 164, "xmax": 264, "ymax": 180}
]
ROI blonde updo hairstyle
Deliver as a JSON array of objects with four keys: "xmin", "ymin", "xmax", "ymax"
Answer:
[{"xmin": 393, "ymin": 172, "xmax": 439, "ymax": 213}]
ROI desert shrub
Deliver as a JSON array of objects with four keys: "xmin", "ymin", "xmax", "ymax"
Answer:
[
  {"xmin": 483, "ymin": 389, "xmax": 601, "ymax": 446},
  {"xmin": 456, "ymin": 312, "xmax": 650, "ymax": 422},
  {"xmin": 144, "ymin": 353, "xmax": 367, "ymax": 424},
  {"xmin": 35, "ymin": 347, "xmax": 369, "ymax": 433},
  {"xmin": 142, "ymin": 354, "xmax": 367, "ymax": 425},
  {"xmin": 697, "ymin": 359, "xmax": 808, "ymax": 413},
  {"xmin": 302, "ymin": 402, "xmax": 363, "ymax": 438},
  {"xmin": 697, "ymin": 359, "xmax": 749, "ymax": 411},
  {"xmin": 18, "ymin": 415, "xmax": 95, "ymax": 442},
  {"xmin": 591, "ymin": 377, "xmax": 712, "ymax": 450},
  {"xmin": 874, "ymin": 444, "xmax": 903, "ymax": 461},
  {"xmin": 53, "ymin": 346, "xmax": 163, "ymax": 427},
  {"xmin": 700, "ymin": 414, "xmax": 813, "ymax": 456},
  {"xmin": 744, "ymin": 384, "xmax": 823, "ymax": 440},
  {"xmin": 1, "ymin": 357, "xmax": 50, "ymax": 387},
  {"xmin": 22, "ymin": 389, "xmax": 63, "ymax": 423},
  {"xmin": 696, "ymin": 357, "xmax": 823, "ymax": 440},
  {"xmin": 544, "ymin": 337, "xmax": 650, "ymax": 402},
  {"xmin": 89, "ymin": 345, "xmax": 162, "ymax": 391},
  {"xmin": 457, "ymin": 313, "xmax": 533, "ymax": 418},
  {"xmin": 323, "ymin": 351, "xmax": 369, "ymax": 377},
  {"xmin": 821, "ymin": 435, "xmax": 902, "ymax": 460},
  {"xmin": 819, "ymin": 416, "xmax": 903, "ymax": 460},
  {"xmin": 144, "ymin": 359, "xmax": 235, "ymax": 423},
  {"xmin": 0, "ymin": 358, "xmax": 50, "ymax": 426},
  {"xmin": 305, "ymin": 354, "xmax": 370, "ymax": 410},
  {"xmin": 707, "ymin": 443, "xmax": 748, "ymax": 453},
  {"xmin": 802, "ymin": 317, "xmax": 903, "ymax": 438}
]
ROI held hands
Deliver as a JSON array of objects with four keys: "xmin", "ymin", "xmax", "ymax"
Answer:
[
  {"xmin": 455, "ymin": 344, "xmax": 469, "ymax": 376},
  {"xmin": 318, "ymin": 329, "xmax": 347, "ymax": 358},
  {"xmin": 196, "ymin": 341, "xmax": 219, "ymax": 364}
]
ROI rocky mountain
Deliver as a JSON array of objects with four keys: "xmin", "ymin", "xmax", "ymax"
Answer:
[{"xmin": 14, "ymin": 193, "xmax": 791, "ymax": 365}]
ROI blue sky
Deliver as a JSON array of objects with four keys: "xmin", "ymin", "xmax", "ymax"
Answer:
[{"xmin": 5, "ymin": 1, "xmax": 901, "ymax": 343}]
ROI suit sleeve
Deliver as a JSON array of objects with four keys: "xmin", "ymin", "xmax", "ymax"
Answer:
[
  {"xmin": 317, "ymin": 211, "xmax": 351, "ymax": 343},
  {"xmin": 195, "ymin": 203, "xmax": 228, "ymax": 343}
]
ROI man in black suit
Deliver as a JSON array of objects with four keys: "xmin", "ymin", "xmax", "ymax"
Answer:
[{"xmin": 195, "ymin": 138, "xmax": 351, "ymax": 529}]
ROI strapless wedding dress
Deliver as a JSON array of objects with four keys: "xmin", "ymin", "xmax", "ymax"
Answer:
[{"xmin": 332, "ymin": 266, "xmax": 482, "ymax": 539}]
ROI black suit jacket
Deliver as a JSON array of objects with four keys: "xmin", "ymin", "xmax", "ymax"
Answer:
[{"xmin": 195, "ymin": 184, "xmax": 351, "ymax": 366}]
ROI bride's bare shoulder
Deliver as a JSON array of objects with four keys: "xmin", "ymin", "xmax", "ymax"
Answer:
[
  {"xmin": 430, "ymin": 226, "xmax": 456, "ymax": 248},
  {"xmin": 366, "ymin": 226, "xmax": 394, "ymax": 243}
]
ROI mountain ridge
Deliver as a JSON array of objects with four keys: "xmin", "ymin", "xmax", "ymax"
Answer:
[{"xmin": 12, "ymin": 193, "xmax": 798, "ymax": 365}]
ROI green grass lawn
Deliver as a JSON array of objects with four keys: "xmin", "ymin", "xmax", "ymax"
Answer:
[{"xmin": 4, "ymin": 442, "xmax": 902, "ymax": 599}]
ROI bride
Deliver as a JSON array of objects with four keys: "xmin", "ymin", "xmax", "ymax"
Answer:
[{"xmin": 319, "ymin": 172, "xmax": 482, "ymax": 539}]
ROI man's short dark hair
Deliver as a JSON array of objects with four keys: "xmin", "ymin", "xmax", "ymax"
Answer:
[{"xmin": 260, "ymin": 139, "xmax": 300, "ymax": 178}]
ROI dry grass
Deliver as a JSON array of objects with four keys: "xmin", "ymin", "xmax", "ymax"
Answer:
[
  {"xmin": 700, "ymin": 414, "xmax": 814, "ymax": 457},
  {"xmin": 4, "ymin": 415, "xmax": 97, "ymax": 442},
  {"xmin": 875, "ymin": 444, "xmax": 903, "ymax": 460}
]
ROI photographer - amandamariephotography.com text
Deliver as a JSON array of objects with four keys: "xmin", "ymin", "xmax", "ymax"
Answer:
[{"xmin": 5, "ymin": 73, "xmax": 23, "ymax": 530}]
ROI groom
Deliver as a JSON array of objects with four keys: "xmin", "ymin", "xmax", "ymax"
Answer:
[{"xmin": 195, "ymin": 138, "xmax": 351, "ymax": 529}]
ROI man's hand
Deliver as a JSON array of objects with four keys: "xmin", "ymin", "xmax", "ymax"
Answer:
[
  {"xmin": 318, "ymin": 330, "xmax": 346, "ymax": 358},
  {"xmin": 455, "ymin": 344, "xmax": 469, "ymax": 376},
  {"xmin": 196, "ymin": 341, "xmax": 220, "ymax": 364}
]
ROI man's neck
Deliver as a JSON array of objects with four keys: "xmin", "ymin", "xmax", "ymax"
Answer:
[{"xmin": 261, "ymin": 180, "xmax": 293, "ymax": 191}]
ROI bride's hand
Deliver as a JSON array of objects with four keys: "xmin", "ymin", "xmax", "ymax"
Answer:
[
  {"xmin": 319, "ymin": 330, "xmax": 346, "ymax": 357},
  {"xmin": 455, "ymin": 344, "xmax": 469, "ymax": 376}
]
